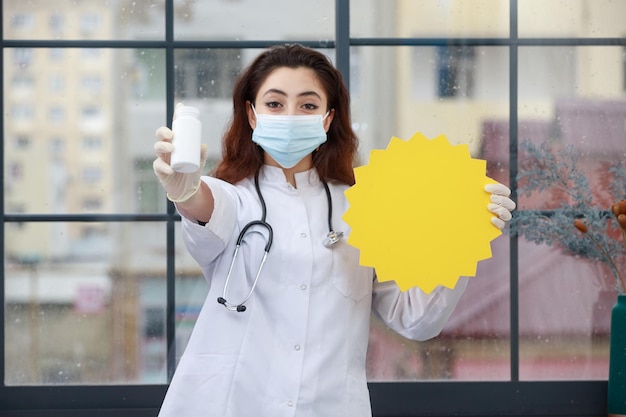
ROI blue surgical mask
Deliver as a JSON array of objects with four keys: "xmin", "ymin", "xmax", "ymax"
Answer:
[{"xmin": 251, "ymin": 105, "xmax": 329, "ymax": 169}]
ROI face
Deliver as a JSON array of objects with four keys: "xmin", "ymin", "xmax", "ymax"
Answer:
[
  {"xmin": 247, "ymin": 66, "xmax": 334, "ymax": 132},
  {"xmin": 246, "ymin": 66, "xmax": 335, "ymax": 170}
]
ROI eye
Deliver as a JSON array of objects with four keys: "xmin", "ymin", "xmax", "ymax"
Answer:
[
  {"xmin": 265, "ymin": 101, "xmax": 282, "ymax": 109},
  {"xmin": 302, "ymin": 103, "xmax": 319, "ymax": 111}
]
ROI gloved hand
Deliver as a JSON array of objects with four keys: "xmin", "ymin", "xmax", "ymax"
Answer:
[
  {"xmin": 484, "ymin": 182, "xmax": 516, "ymax": 229},
  {"xmin": 153, "ymin": 126, "xmax": 208, "ymax": 203}
]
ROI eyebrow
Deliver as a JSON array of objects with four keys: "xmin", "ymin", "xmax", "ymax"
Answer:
[{"xmin": 262, "ymin": 88, "xmax": 322, "ymax": 100}]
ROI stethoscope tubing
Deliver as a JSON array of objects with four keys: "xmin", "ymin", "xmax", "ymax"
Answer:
[
  {"xmin": 218, "ymin": 243, "xmax": 270, "ymax": 312},
  {"xmin": 218, "ymin": 173, "xmax": 273, "ymax": 312},
  {"xmin": 217, "ymin": 170, "xmax": 340, "ymax": 312}
]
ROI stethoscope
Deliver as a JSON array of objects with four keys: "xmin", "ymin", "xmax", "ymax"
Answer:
[{"xmin": 217, "ymin": 171, "xmax": 344, "ymax": 312}]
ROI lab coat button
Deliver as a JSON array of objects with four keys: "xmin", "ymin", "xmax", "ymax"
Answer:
[
  {"xmin": 294, "ymin": 344, "xmax": 301, "ymax": 351},
  {"xmin": 287, "ymin": 401, "xmax": 294, "ymax": 407},
  {"xmin": 300, "ymin": 232, "xmax": 307, "ymax": 238},
  {"xmin": 300, "ymin": 284, "xmax": 307, "ymax": 290}
]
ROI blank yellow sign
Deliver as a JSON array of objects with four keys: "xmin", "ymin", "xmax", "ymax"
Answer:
[{"xmin": 343, "ymin": 132, "xmax": 501, "ymax": 293}]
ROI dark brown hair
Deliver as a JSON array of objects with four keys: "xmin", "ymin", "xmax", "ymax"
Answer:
[{"xmin": 213, "ymin": 44, "xmax": 359, "ymax": 186}]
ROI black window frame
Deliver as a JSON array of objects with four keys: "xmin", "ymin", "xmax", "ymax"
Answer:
[{"xmin": 0, "ymin": 0, "xmax": 620, "ymax": 415}]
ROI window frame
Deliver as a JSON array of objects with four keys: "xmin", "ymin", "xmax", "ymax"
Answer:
[{"xmin": 0, "ymin": 0, "xmax": 620, "ymax": 415}]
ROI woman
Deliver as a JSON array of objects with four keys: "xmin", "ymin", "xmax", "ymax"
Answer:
[{"xmin": 153, "ymin": 44, "xmax": 515, "ymax": 417}]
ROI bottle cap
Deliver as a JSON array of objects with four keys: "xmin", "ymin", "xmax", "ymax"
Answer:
[{"xmin": 175, "ymin": 105, "xmax": 200, "ymax": 118}]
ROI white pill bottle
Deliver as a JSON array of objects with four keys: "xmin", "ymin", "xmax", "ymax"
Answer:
[{"xmin": 171, "ymin": 105, "xmax": 202, "ymax": 173}]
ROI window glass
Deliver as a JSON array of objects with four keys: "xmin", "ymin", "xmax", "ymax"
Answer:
[
  {"xmin": 4, "ymin": 222, "xmax": 170, "ymax": 385},
  {"xmin": 174, "ymin": 49, "xmax": 240, "ymax": 100},
  {"xmin": 3, "ymin": 0, "xmax": 166, "ymax": 40},
  {"xmin": 1, "ymin": 0, "xmax": 623, "ymax": 413},
  {"xmin": 173, "ymin": 0, "xmax": 334, "ymax": 41},
  {"xmin": 351, "ymin": 46, "xmax": 509, "ymax": 161},
  {"xmin": 3, "ymin": 48, "xmax": 166, "ymax": 214},
  {"xmin": 519, "ymin": 0, "xmax": 626, "ymax": 38},
  {"xmin": 351, "ymin": 0, "xmax": 509, "ymax": 38},
  {"xmin": 174, "ymin": 276, "xmax": 207, "ymax": 365},
  {"xmin": 516, "ymin": 46, "xmax": 626, "ymax": 380},
  {"xmin": 351, "ymin": 46, "xmax": 511, "ymax": 381}
]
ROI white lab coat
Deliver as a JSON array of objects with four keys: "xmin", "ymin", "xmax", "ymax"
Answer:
[{"xmin": 158, "ymin": 165, "xmax": 468, "ymax": 417}]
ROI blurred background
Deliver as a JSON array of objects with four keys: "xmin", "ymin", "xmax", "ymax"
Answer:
[{"xmin": 3, "ymin": 0, "xmax": 626, "ymax": 389}]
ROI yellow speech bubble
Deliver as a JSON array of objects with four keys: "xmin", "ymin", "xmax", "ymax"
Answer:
[{"xmin": 343, "ymin": 132, "xmax": 501, "ymax": 293}]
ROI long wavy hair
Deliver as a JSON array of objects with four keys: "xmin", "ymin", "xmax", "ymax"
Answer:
[{"xmin": 213, "ymin": 44, "xmax": 359, "ymax": 186}]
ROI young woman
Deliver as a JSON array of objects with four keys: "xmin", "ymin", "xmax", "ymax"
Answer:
[{"xmin": 153, "ymin": 44, "xmax": 515, "ymax": 417}]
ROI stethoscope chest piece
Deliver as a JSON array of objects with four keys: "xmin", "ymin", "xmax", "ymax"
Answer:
[{"xmin": 323, "ymin": 230, "xmax": 344, "ymax": 248}]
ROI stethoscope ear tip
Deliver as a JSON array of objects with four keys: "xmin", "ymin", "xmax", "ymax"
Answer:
[{"xmin": 323, "ymin": 230, "xmax": 344, "ymax": 248}]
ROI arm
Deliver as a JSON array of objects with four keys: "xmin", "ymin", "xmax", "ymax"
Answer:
[
  {"xmin": 153, "ymin": 125, "xmax": 243, "ymax": 277},
  {"xmin": 371, "ymin": 276, "xmax": 469, "ymax": 341},
  {"xmin": 178, "ymin": 178, "xmax": 240, "ymax": 271}
]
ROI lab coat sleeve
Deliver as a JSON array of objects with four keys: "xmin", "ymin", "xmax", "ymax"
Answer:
[
  {"xmin": 371, "ymin": 275, "xmax": 469, "ymax": 341},
  {"xmin": 177, "ymin": 176, "xmax": 238, "ymax": 270}
]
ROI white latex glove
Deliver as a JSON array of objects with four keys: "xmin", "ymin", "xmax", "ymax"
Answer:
[
  {"xmin": 484, "ymin": 182, "xmax": 516, "ymax": 229},
  {"xmin": 153, "ymin": 126, "xmax": 208, "ymax": 203}
]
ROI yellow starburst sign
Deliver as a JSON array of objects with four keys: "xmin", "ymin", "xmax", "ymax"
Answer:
[{"xmin": 343, "ymin": 132, "xmax": 501, "ymax": 294}]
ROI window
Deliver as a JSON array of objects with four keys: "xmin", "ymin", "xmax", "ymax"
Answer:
[
  {"xmin": 14, "ymin": 135, "xmax": 30, "ymax": 150},
  {"xmin": 135, "ymin": 159, "xmax": 163, "ymax": 214},
  {"xmin": 144, "ymin": 307, "xmax": 165, "ymax": 339},
  {"xmin": 49, "ymin": 13, "xmax": 64, "ymax": 34},
  {"xmin": 81, "ymin": 48, "xmax": 101, "ymax": 60},
  {"xmin": 79, "ymin": 13, "xmax": 101, "ymax": 35},
  {"xmin": 49, "ymin": 48, "xmax": 64, "ymax": 62},
  {"xmin": 50, "ymin": 136, "xmax": 65, "ymax": 155},
  {"xmin": 81, "ymin": 106, "xmax": 101, "ymax": 119},
  {"xmin": 174, "ymin": 49, "xmax": 241, "ymax": 99},
  {"xmin": 49, "ymin": 74, "xmax": 65, "ymax": 92},
  {"xmin": 13, "ymin": 48, "xmax": 32, "ymax": 67},
  {"xmin": 49, "ymin": 106, "xmax": 64, "ymax": 123},
  {"xmin": 82, "ymin": 135, "xmax": 102, "ymax": 150},
  {"xmin": 2, "ymin": 1, "xmax": 625, "ymax": 416},
  {"xmin": 81, "ymin": 75, "xmax": 102, "ymax": 93},
  {"xmin": 11, "ymin": 13, "xmax": 33, "ymax": 30},
  {"xmin": 436, "ymin": 46, "xmax": 476, "ymax": 98},
  {"xmin": 12, "ymin": 74, "xmax": 34, "ymax": 90},
  {"xmin": 81, "ymin": 166, "xmax": 102, "ymax": 183},
  {"xmin": 82, "ymin": 197, "xmax": 102, "ymax": 211},
  {"xmin": 12, "ymin": 104, "xmax": 33, "ymax": 120}
]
